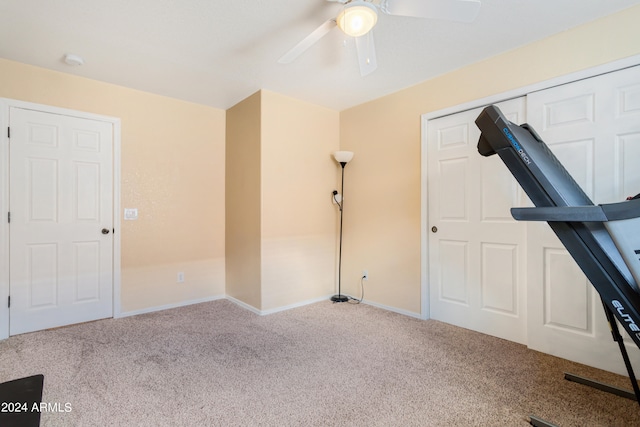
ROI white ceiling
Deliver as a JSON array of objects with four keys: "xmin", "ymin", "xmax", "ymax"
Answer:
[{"xmin": 1, "ymin": 0, "xmax": 639, "ymax": 111}]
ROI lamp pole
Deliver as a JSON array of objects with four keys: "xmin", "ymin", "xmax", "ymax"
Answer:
[
  {"xmin": 331, "ymin": 151, "xmax": 353, "ymax": 303},
  {"xmin": 332, "ymin": 161, "xmax": 349, "ymax": 303}
]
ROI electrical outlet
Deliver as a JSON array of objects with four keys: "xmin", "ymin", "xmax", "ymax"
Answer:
[
  {"xmin": 362, "ymin": 270, "xmax": 368, "ymax": 280},
  {"xmin": 177, "ymin": 272, "xmax": 185, "ymax": 283}
]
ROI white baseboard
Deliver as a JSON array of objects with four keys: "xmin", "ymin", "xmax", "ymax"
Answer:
[
  {"xmin": 259, "ymin": 294, "xmax": 334, "ymax": 315},
  {"xmin": 226, "ymin": 294, "xmax": 334, "ymax": 316},
  {"xmin": 360, "ymin": 299, "xmax": 423, "ymax": 319},
  {"xmin": 225, "ymin": 296, "xmax": 261, "ymax": 315},
  {"xmin": 226, "ymin": 293, "xmax": 424, "ymax": 319},
  {"xmin": 117, "ymin": 294, "xmax": 225, "ymax": 318}
]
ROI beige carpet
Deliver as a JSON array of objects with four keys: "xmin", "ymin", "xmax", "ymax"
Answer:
[{"xmin": 1, "ymin": 299, "xmax": 638, "ymax": 426}]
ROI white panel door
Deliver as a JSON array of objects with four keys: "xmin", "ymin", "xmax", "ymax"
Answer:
[
  {"xmin": 9, "ymin": 107, "xmax": 113, "ymax": 335},
  {"xmin": 427, "ymin": 97, "xmax": 528, "ymax": 344},
  {"xmin": 526, "ymin": 65, "xmax": 640, "ymax": 374}
]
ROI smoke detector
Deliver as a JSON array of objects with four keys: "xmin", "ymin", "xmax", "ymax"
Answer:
[{"xmin": 63, "ymin": 54, "xmax": 84, "ymax": 66}]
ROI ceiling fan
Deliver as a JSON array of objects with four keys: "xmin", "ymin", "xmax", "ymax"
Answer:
[{"xmin": 278, "ymin": 0, "xmax": 481, "ymax": 76}]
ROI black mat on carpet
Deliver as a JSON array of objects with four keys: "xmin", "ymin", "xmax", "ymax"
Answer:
[{"xmin": 0, "ymin": 374, "xmax": 44, "ymax": 427}]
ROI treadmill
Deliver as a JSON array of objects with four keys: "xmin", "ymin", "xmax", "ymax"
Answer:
[{"xmin": 475, "ymin": 104, "xmax": 640, "ymax": 425}]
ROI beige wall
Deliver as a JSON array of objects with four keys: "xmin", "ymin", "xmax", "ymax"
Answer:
[
  {"xmin": 225, "ymin": 91, "xmax": 262, "ymax": 309},
  {"xmin": 225, "ymin": 90, "xmax": 340, "ymax": 311},
  {"xmin": 0, "ymin": 58, "xmax": 226, "ymax": 313},
  {"xmin": 260, "ymin": 90, "xmax": 340, "ymax": 311},
  {"xmin": 339, "ymin": 5, "xmax": 640, "ymax": 315}
]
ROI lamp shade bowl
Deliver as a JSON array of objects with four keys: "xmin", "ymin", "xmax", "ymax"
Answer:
[{"xmin": 333, "ymin": 151, "xmax": 354, "ymax": 164}]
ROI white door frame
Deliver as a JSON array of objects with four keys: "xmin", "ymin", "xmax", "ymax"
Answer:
[
  {"xmin": 420, "ymin": 54, "xmax": 640, "ymax": 320},
  {"xmin": 0, "ymin": 98, "xmax": 122, "ymax": 339}
]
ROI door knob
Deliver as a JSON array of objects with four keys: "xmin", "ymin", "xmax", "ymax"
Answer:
[
  {"xmin": 431, "ymin": 226, "xmax": 438, "ymax": 233},
  {"xmin": 101, "ymin": 228, "xmax": 110, "ymax": 235}
]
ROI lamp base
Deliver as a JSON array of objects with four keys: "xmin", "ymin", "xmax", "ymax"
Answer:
[{"xmin": 330, "ymin": 294, "xmax": 349, "ymax": 303}]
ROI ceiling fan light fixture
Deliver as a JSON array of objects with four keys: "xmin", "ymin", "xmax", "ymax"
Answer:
[{"xmin": 337, "ymin": 1, "xmax": 378, "ymax": 38}]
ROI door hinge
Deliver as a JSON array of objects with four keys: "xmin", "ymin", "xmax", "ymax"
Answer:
[
  {"xmin": 7, "ymin": 127, "xmax": 9, "ymax": 138},
  {"xmin": 7, "ymin": 296, "xmax": 9, "ymax": 308},
  {"xmin": 7, "ymin": 212, "xmax": 10, "ymax": 223}
]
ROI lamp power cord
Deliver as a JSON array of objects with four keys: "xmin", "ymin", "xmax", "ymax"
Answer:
[{"xmin": 348, "ymin": 275, "xmax": 365, "ymax": 304}]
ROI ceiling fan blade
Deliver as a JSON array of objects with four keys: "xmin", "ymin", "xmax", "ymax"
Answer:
[
  {"xmin": 355, "ymin": 31, "xmax": 377, "ymax": 77},
  {"xmin": 278, "ymin": 19, "xmax": 337, "ymax": 64},
  {"xmin": 381, "ymin": 0, "xmax": 481, "ymax": 23}
]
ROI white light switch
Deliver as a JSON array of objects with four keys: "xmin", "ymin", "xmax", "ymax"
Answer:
[{"xmin": 124, "ymin": 208, "xmax": 138, "ymax": 220}]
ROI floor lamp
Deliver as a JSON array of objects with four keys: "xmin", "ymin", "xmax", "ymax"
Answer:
[{"xmin": 331, "ymin": 150, "xmax": 354, "ymax": 303}]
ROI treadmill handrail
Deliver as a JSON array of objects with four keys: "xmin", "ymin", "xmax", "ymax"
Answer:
[
  {"xmin": 511, "ymin": 206, "xmax": 607, "ymax": 222},
  {"xmin": 512, "ymin": 198, "xmax": 640, "ymax": 222}
]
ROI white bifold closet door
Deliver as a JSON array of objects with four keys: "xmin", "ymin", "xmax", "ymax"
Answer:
[
  {"xmin": 525, "ymin": 66, "xmax": 640, "ymax": 374},
  {"xmin": 427, "ymin": 97, "xmax": 528, "ymax": 345}
]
